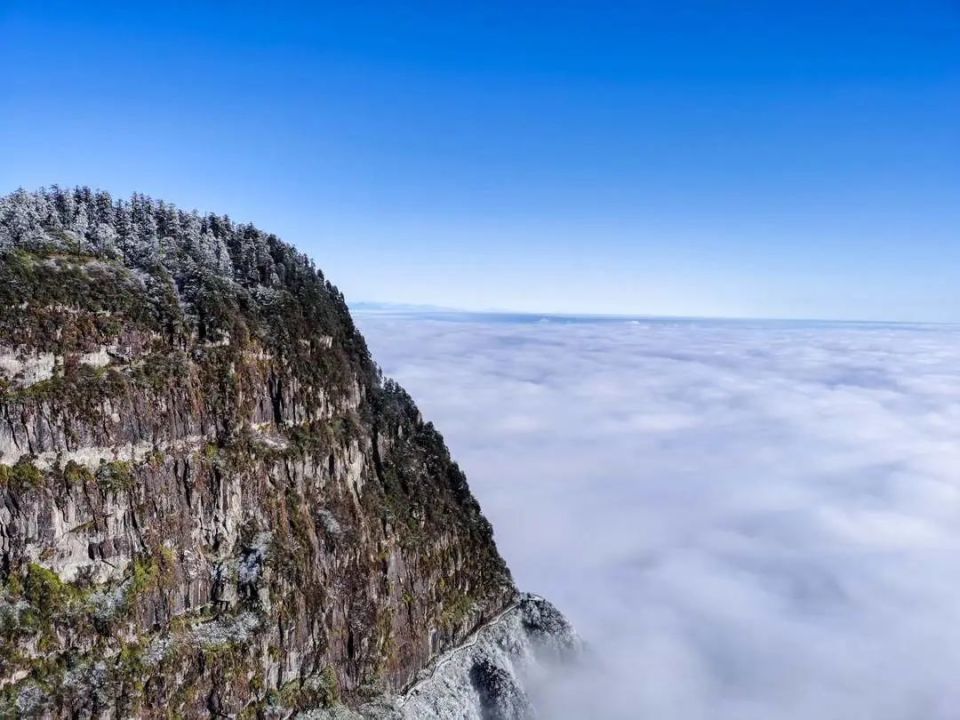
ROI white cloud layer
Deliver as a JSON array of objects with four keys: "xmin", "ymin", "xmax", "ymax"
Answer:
[{"xmin": 357, "ymin": 313, "xmax": 960, "ymax": 720}]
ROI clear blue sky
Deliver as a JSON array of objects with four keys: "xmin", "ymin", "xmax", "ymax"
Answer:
[{"xmin": 2, "ymin": 1, "xmax": 957, "ymax": 321}]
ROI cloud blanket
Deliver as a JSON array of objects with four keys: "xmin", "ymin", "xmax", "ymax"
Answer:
[{"xmin": 358, "ymin": 313, "xmax": 960, "ymax": 719}]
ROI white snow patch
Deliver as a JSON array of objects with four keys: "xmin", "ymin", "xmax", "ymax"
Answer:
[{"xmin": 0, "ymin": 350, "xmax": 56, "ymax": 387}]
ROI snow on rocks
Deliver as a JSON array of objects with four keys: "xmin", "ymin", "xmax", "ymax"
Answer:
[{"xmin": 363, "ymin": 594, "xmax": 580, "ymax": 720}]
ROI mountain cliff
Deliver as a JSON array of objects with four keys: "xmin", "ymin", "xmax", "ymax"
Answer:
[{"xmin": 0, "ymin": 187, "xmax": 576, "ymax": 718}]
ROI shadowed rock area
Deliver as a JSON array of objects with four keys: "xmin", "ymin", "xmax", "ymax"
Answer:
[{"xmin": 0, "ymin": 188, "xmax": 574, "ymax": 718}]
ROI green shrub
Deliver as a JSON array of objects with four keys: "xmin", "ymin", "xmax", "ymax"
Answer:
[
  {"xmin": 63, "ymin": 460, "xmax": 94, "ymax": 486},
  {"xmin": 23, "ymin": 563, "xmax": 72, "ymax": 618},
  {"xmin": 97, "ymin": 460, "xmax": 133, "ymax": 492},
  {"xmin": 1, "ymin": 457, "xmax": 44, "ymax": 490}
]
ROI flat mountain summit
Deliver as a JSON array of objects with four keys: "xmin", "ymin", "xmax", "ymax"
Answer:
[{"xmin": 0, "ymin": 187, "xmax": 576, "ymax": 719}]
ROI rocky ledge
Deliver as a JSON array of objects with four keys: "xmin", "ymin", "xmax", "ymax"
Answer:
[{"xmin": 305, "ymin": 594, "xmax": 580, "ymax": 720}]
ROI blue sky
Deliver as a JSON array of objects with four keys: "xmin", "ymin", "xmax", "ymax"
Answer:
[{"xmin": 2, "ymin": 1, "xmax": 958, "ymax": 321}]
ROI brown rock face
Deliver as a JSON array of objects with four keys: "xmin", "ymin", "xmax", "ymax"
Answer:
[{"xmin": 0, "ymin": 188, "xmax": 514, "ymax": 717}]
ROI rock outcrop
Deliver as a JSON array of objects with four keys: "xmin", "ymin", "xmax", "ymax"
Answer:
[
  {"xmin": 389, "ymin": 593, "xmax": 579, "ymax": 720},
  {"xmin": 299, "ymin": 593, "xmax": 580, "ymax": 720},
  {"xmin": 0, "ymin": 188, "xmax": 573, "ymax": 718}
]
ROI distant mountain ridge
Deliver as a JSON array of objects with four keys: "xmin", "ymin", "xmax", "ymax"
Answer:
[{"xmin": 349, "ymin": 302, "xmax": 464, "ymax": 314}]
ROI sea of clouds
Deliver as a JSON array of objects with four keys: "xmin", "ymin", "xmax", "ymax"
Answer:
[{"xmin": 356, "ymin": 312, "xmax": 960, "ymax": 720}]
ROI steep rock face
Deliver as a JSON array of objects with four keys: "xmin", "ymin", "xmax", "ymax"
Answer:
[{"xmin": 0, "ymin": 188, "xmax": 516, "ymax": 717}]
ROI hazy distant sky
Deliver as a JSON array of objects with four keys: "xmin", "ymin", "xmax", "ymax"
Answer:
[{"xmin": 2, "ymin": 1, "xmax": 958, "ymax": 320}]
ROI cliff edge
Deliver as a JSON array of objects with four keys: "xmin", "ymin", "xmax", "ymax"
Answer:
[{"xmin": 0, "ymin": 188, "xmax": 573, "ymax": 718}]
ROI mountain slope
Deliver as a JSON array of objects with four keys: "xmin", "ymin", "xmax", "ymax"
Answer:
[{"xmin": 0, "ymin": 187, "xmax": 525, "ymax": 717}]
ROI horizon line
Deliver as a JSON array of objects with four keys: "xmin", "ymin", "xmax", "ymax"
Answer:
[{"xmin": 348, "ymin": 301, "xmax": 959, "ymax": 328}]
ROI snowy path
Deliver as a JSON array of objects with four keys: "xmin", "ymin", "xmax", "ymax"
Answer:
[{"xmin": 396, "ymin": 601, "xmax": 519, "ymax": 708}]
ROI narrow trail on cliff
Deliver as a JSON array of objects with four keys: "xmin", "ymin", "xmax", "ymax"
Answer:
[{"xmin": 396, "ymin": 599, "xmax": 521, "ymax": 708}]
